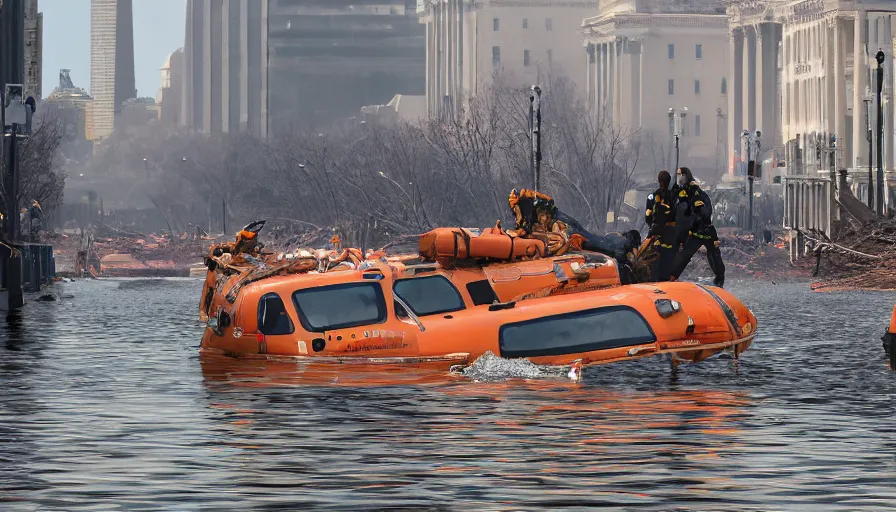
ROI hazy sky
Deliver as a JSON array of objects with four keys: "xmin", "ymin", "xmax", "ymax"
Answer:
[{"xmin": 41, "ymin": 0, "xmax": 186, "ymax": 98}]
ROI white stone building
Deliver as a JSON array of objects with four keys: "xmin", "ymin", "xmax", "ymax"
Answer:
[
  {"xmin": 728, "ymin": 1, "xmax": 896, "ymax": 181},
  {"xmin": 583, "ymin": 0, "xmax": 729, "ymax": 177},
  {"xmin": 418, "ymin": 0, "xmax": 598, "ymax": 118}
]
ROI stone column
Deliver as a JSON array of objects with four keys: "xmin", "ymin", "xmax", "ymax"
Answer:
[
  {"xmin": 586, "ymin": 44, "xmax": 593, "ymax": 111},
  {"xmin": 755, "ymin": 24, "xmax": 765, "ymax": 138},
  {"xmin": 745, "ymin": 25, "xmax": 757, "ymax": 132},
  {"xmin": 601, "ymin": 43, "xmax": 608, "ymax": 120},
  {"xmin": 729, "ymin": 28, "xmax": 744, "ymax": 175},
  {"xmin": 854, "ymin": 11, "xmax": 868, "ymax": 170},
  {"xmin": 886, "ymin": 15, "xmax": 895, "ymax": 180},
  {"xmin": 630, "ymin": 39, "xmax": 642, "ymax": 130},
  {"xmin": 834, "ymin": 17, "xmax": 847, "ymax": 166},
  {"xmin": 609, "ymin": 39, "xmax": 616, "ymax": 125}
]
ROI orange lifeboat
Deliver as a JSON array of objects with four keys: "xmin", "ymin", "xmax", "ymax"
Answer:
[
  {"xmin": 198, "ymin": 222, "xmax": 756, "ymax": 372},
  {"xmin": 883, "ymin": 305, "xmax": 896, "ymax": 369}
]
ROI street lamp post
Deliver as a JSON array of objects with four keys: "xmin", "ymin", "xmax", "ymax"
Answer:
[
  {"xmin": 741, "ymin": 129, "xmax": 761, "ymax": 230},
  {"xmin": 876, "ymin": 50, "xmax": 886, "ymax": 215},
  {"xmin": 864, "ymin": 94, "xmax": 874, "ymax": 208},
  {"xmin": 529, "ymin": 85, "xmax": 542, "ymax": 192},
  {"xmin": 668, "ymin": 107, "xmax": 688, "ymax": 171}
]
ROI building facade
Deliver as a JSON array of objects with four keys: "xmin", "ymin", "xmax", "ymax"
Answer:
[
  {"xmin": 181, "ymin": 0, "xmax": 268, "ymax": 137},
  {"xmin": 89, "ymin": 0, "xmax": 136, "ymax": 140},
  {"xmin": 583, "ymin": 0, "xmax": 729, "ymax": 176},
  {"xmin": 267, "ymin": 0, "xmax": 424, "ymax": 133},
  {"xmin": 419, "ymin": 0, "xmax": 597, "ymax": 119},
  {"xmin": 157, "ymin": 49, "xmax": 183, "ymax": 126},
  {"xmin": 24, "ymin": 0, "xmax": 42, "ymax": 100}
]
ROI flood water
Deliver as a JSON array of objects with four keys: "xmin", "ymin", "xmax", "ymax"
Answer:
[{"xmin": 2, "ymin": 278, "xmax": 896, "ymax": 510}]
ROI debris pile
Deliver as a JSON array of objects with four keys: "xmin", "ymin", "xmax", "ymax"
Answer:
[
  {"xmin": 804, "ymin": 217, "xmax": 896, "ymax": 291},
  {"xmin": 679, "ymin": 228, "xmax": 797, "ymax": 282}
]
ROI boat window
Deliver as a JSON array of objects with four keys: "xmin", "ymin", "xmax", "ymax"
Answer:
[
  {"xmin": 292, "ymin": 282, "xmax": 386, "ymax": 332},
  {"xmin": 466, "ymin": 279, "xmax": 498, "ymax": 306},
  {"xmin": 499, "ymin": 306, "xmax": 656, "ymax": 359},
  {"xmin": 258, "ymin": 292, "xmax": 294, "ymax": 335},
  {"xmin": 393, "ymin": 275, "xmax": 465, "ymax": 316}
]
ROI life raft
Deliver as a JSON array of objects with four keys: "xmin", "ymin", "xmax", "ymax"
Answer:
[{"xmin": 419, "ymin": 227, "xmax": 546, "ymax": 264}]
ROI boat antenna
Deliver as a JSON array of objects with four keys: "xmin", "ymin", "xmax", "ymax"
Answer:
[{"xmin": 529, "ymin": 85, "xmax": 542, "ymax": 193}]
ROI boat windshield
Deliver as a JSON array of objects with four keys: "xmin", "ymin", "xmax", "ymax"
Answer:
[
  {"xmin": 292, "ymin": 283, "xmax": 387, "ymax": 332},
  {"xmin": 499, "ymin": 306, "xmax": 656, "ymax": 358},
  {"xmin": 393, "ymin": 275, "xmax": 466, "ymax": 317}
]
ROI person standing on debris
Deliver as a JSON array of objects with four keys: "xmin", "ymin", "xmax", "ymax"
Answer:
[
  {"xmin": 669, "ymin": 167, "xmax": 725, "ymax": 288},
  {"xmin": 644, "ymin": 170, "xmax": 677, "ymax": 281},
  {"xmin": 29, "ymin": 200, "xmax": 42, "ymax": 241}
]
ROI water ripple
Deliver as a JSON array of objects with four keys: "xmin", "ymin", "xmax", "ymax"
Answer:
[{"xmin": 1, "ymin": 278, "xmax": 896, "ymax": 510}]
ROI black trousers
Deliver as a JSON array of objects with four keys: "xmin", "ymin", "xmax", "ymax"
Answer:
[
  {"xmin": 670, "ymin": 229, "xmax": 725, "ymax": 287},
  {"xmin": 648, "ymin": 225, "xmax": 678, "ymax": 282}
]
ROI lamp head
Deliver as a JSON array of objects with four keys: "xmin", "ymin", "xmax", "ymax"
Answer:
[{"xmin": 877, "ymin": 50, "xmax": 886, "ymax": 66}]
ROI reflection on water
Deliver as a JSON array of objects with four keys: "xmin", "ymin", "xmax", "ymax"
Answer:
[{"xmin": 2, "ymin": 278, "xmax": 896, "ymax": 509}]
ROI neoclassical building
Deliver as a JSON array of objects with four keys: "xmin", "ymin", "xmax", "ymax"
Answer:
[
  {"xmin": 583, "ymin": 0, "xmax": 729, "ymax": 176},
  {"xmin": 727, "ymin": 0, "xmax": 896, "ymax": 182},
  {"xmin": 418, "ymin": 0, "xmax": 598, "ymax": 118}
]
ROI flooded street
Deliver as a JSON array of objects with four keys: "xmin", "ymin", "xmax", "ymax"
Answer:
[{"xmin": 3, "ymin": 278, "xmax": 896, "ymax": 510}]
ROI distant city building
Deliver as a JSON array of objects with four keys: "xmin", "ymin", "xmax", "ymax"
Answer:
[
  {"xmin": 583, "ymin": 0, "xmax": 729, "ymax": 176},
  {"xmin": 157, "ymin": 48, "xmax": 183, "ymax": 126},
  {"xmin": 24, "ymin": 0, "xmax": 42, "ymax": 100},
  {"xmin": 419, "ymin": 0, "xmax": 597, "ymax": 119},
  {"xmin": 45, "ymin": 69, "xmax": 94, "ymax": 155},
  {"xmin": 268, "ymin": 0, "xmax": 424, "ymax": 133},
  {"xmin": 89, "ymin": 0, "xmax": 136, "ymax": 140},
  {"xmin": 181, "ymin": 0, "xmax": 268, "ymax": 137}
]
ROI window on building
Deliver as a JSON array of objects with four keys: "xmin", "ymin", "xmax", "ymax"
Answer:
[
  {"xmin": 695, "ymin": 115, "xmax": 701, "ymax": 137},
  {"xmin": 493, "ymin": 17, "xmax": 499, "ymax": 31},
  {"xmin": 696, "ymin": 44, "xmax": 703, "ymax": 59},
  {"xmin": 546, "ymin": 18, "xmax": 553, "ymax": 31},
  {"xmin": 668, "ymin": 44, "xmax": 675, "ymax": 59},
  {"xmin": 695, "ymin": 79, "xmax": 701, "ymax": 94},
  {"xmin": 546, "ymin": 49, "xmax": 553, "ymax": 64},
  {"xmin": 258, "ymin": 292, "xmax": 294, "ymax": 335},
  {"xmin": 523, "ymin": 18, "xmax": 528, "ymax": 29},
  {"xmin": 292, "ymin": 283, "xmax": 386, "ymax": 332},
  {"xmin": 524, "ymin": 50, "xmax": 531, "ymax": 67},
  {"xmin": 394, "ymin": 276, "xmax": 466, "ymax": 317},
  {"xmin": 498, "ymin": 306, "xmax": 656, "ymax": 359},
  {"xmin": 492, "ymin": 46, "xmax": 501, "ymax": 66},
  {"xmin": 668, "ymin": 79, "xmax": 674, "ymax": 95},
  {"xmin": 721, "ymin": 78, "xmax": 727, "ymax": 95}
]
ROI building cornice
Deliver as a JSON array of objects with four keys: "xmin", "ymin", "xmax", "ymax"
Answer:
[
  {"xmin": 417, "ymin": 0, "xmax": 598, "ymax": 13},
  {"xmin": 583, "ymin": 12, "xmax": 728, "ymax": 35}
]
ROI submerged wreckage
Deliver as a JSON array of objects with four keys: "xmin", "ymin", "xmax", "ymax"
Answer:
[{"xmin": 198, "ymin": 190, "xmax": 756, "ymax": 373}]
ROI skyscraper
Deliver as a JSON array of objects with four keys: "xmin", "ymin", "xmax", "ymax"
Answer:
[
  {"xmin": 24, "ymin": 0, "xmax": 42, "ymax": 100},
  {"xmin": 89, "ymin": 0, "xmax": 135, "ymax": 140},
  {"xmin": 182, "ymin": 0, "xmax": 268, "ymax": 137}
]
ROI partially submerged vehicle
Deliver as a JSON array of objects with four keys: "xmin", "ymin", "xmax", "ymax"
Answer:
[
  {"xmin": 199, "ymin": 190, "xmax": 756, "ymax": 373},
  {"xmin": 883, "ymin": 306, "xmax": 896, "ymax": 369}
]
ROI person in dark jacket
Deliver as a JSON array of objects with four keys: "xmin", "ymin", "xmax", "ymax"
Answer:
[
  {"xmin": 645, "ymin": 170, "xmax": 677, "ymax": 281},
  {"xmin": 669, "ymin": 167, "xmax": 725, "ymax": 288}
]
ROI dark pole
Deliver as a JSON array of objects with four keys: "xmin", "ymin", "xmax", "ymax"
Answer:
[
  {"xmin": 528, "ymin": 91, "xmax": 535, "ymax": 190},
  {"xmin": 6, "ymin": 123, "xmax": 23, "ymax": 309},
  {"xmin": 531, "ymin": 85, "xmax": 542, "ymax": 193},
  {"xmin": 674, "ymin": 134, "xmax": 680, "ymax": 172},
  {"xmin": 222, "ymin": 198, "xmax": 226, "ymax": 235},
  {"xmin": 877, "ymin": 50, "xmax": 885, "ymax": 215},
  {"xmin": 747, "ymin": 134, "xmax": 754, "ymax": 230},
  {"xmin": 867, "ymin": 99, "xmax": 874, "ymax": 208}
]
